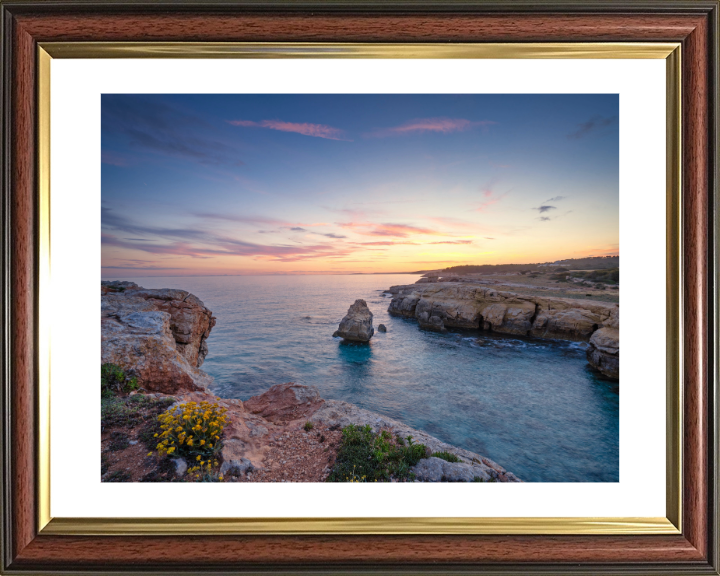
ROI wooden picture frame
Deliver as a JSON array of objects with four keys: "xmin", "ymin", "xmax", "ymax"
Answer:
[{"xmin": 1, "ymin": 1, "xmax": 718, "ymax": 573}]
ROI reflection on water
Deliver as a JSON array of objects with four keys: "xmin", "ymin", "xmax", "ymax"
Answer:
[
  {"xmin": 125, "ymin": 274, "xmax": 619, "ymax": 482},
  {"xmin": 337, "ymin": 340, "xmax": 373, "ymax": 363}
]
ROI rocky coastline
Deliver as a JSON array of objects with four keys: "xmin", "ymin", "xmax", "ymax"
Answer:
[
  {"xmin": 101, "ymin": 281, "xmax": 520, "ymax": 482},
  {"xmin": 385, "ymin": 278, "xmax": 619, "ymax": 380}
]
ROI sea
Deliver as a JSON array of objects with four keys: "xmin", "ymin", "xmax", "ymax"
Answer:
[{"xmin": 124, "ymin": 274, "xmax": 619, "ymax": 482}]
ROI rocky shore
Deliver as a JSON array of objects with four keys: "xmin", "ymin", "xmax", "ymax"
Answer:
[
  {"xmin": 386, "ymin": 279, "xmax": 619, "ymax": 380},
  {"xmin": 101, "ymin": 281, "xmax": 520, "ymax": 482}
]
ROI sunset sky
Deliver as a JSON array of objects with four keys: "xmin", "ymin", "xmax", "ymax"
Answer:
[{"xmin": 101, "ymin": 94, "xmax": 619, "ymax": 277}]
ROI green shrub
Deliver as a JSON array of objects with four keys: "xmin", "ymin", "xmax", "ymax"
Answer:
[
  {"xmin": 304, "ymin": 421, "xmax": 314, "ymax": 432},
  {"xmin": 101, "ymin": 363, "xmax": 138, "ymax": 397},
  {"xmin": 432, "ymin": 451, "xmax": 461, "ymax": 463},
  {"xmin": 108, "ymin": 431, "xmax": 130, "ymax": 452},
  {"xmin": 327, "ymin": 424, "xmax": 428, "ymax": 482},
  {"xmin": 570, "ymin": 268, "xmax": 619, "ymax": 285}
]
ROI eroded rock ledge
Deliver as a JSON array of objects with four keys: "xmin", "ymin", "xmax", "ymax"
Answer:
[
  {"xmin": 387, "ymin": 282, "xmax": 619, "ymax": 380},
  {"xmin": 102, "ymin": 281, "xmax": 216, "ymax": 394},
  {"xmin": 157, "ymin": 383, "xmax": 520, "ymax": 482}
]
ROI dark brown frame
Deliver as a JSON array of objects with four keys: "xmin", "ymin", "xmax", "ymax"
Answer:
[{"xmin": 1, "ymin": 1, "xmax": 718, "ymax": 573}]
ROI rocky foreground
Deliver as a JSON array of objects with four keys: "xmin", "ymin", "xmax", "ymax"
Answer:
[
  {"xmin": 386, "ymin": 279, "xmax": 619, "ymax": 380},
  {"xmin": 101, "ymin": 281, "xmax": 520, "ymax": 482}
]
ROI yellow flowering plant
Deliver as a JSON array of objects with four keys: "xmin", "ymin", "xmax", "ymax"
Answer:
[
  {"xmin": 153, "ymin": 401, "xmax": 229, "ymax": 461},
  {"xmin": 187, "ymin": 459, "xmax": 224, "ymax": 482}
]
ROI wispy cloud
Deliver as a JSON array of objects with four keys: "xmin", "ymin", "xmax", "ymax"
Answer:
[
  {"xmin": 545, "ymin": 195, "xmax": 566, "ymax": 203},
  {"xmin": 102, "ymin": 265, "xmax": 187, "ymax": 271},
  {"xmin": 195, "ymin": 213, "xmax": 305, "ymax": 227},
  {"xmin": 339, "ymin": 222, "xmax": 443, "ymax": 238},
  {"xmin": 534, "ymin": 205, "xmax": 557, "ymax": 214},
  {"xmin": 567, "ymin": 115, "xmax": 617, "ymax": 139},
  {"xmin": 102, "ymin": 209, "xmax": 360, "ymax": 263},
  {"xmin": 477, "ymin": 191, "xmax": 508, "ymax": 213},
  {"xmin": 429, "ymin": 240, "xmax": 473, "ymax": 245},
  {"xmin": 228, "ymin": 119, "xmax": 351, "ymax": 141},
  {"xmin": 102, "ymin": 96, "xmax": 245, "ymax": 168},
  {"xmin": 365, "ymin": 117, "xmax": 496, "ymax": 138},
  {"xmin": 103, "ymin": 208, "xmax": 210, "ymax": 242},
  {"xmin": 290, "ymin": 227, "xmax": 307, "ymax": 232},
  {"xmin": 103, "ymin": 233, "xmax": 356, "ymax": 263}
]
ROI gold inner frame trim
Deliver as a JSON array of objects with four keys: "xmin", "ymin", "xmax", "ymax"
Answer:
[
  {"xmin": 36, "ymin": 42, "xmax": 682, "ymax": 536},
  {"xmin": 43, "ymin": 516, "xmax": 678, "ymax": 536}
]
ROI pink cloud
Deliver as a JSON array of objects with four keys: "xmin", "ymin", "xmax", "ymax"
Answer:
[
  {"xmin": 476, "ymin": 191, "xmax": 509, "ymax": 213},
  {"xmin": 365, "ymin": 118, "xmax": 496, "ymax": 138},
  {"xmin": 338, "ymin": 222, "xmax": 442, "ymax": 238},
  {"xmin": 102, "ymin": 233, "xmax": 356, "ymax": 263},
  {"xmin": 228, "ymin": 119, "xmax": 350, "ymax": 141}
]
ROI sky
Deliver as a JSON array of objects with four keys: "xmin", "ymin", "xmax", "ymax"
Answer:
[{"xmin": 101, "ymin": 94, "xmax": 619, "ymax": 277}]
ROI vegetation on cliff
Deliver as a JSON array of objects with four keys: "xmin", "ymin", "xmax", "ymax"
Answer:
[
  {"xmin": 441, "ymin": 255, "xmax": 619, "ymax": 275},
  {"xmin": 327, "ymin": 424, "xmax": 428, "ymax": 482}
]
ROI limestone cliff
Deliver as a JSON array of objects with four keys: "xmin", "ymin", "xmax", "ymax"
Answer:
[
  {"xmin": 388, "ymin": 282, "xmax": 619, "ymax": 380},
  {"xmin": 101, "ymin": 281, "xmax": 216, "ymax": 393}
]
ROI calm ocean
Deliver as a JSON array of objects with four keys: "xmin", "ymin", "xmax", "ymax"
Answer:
[{"xmin": 124, "ymin": 274, "xmax": 619, "ymax": 482}]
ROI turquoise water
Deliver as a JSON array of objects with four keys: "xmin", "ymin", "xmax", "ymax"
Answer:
[{"xmin": 124, "ymin": 274, "xmax": 619, "ymax": 482}]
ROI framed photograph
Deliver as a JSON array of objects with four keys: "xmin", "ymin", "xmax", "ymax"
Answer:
[{"xmin": 1, "ymin": 1, "xmax": 718, "ymax": 574}]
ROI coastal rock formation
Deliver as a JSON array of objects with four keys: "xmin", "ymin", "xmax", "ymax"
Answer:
[
  {"xmin": 587, "ymin": 327, "xmax": 619, "ymax": 379},
  {"xmin": 101, "ymin": 282, "xmax": 216, "ymax": 394},
  {"xmin": 387, "ymin": 281, "xmax": 619, "ymax": 380},
  {"xmin": 333, "ymin": 299, "xmax": 375, "ymax": 342},
  {"xmin": 388, "ymin": 283, "xmax": 616, "ymax": 341},
  {"xmin": 309, "ymin": 398, "xmax": 520, "ymax": 482},
  {"xmin": 412, "ymin": 456, "xmax": 495, "ymax": 482},
  {"xmin": 378, "ymin": 324, "xmax": 387, "ymax": 333},
  {"xmin": 244, "ymin": 382, "xmax": 324, "ymax": 424},
  {"xmin": 134, "ymin": 289, "xmax": 216, "ymax": 367}
]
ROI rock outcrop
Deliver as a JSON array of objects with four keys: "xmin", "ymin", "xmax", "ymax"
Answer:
[
  {"xmin": 586, "ymin": 328, "xmax": 619, "ymax": 379},
  {"xmin": 244, "ymin": 382, "xmax": 324, "ymax": 424},
  {"xmin": 309, "ymin": 398, "xmax": 520, "ymax": 482},
  {"xmin": 333, "ymin": 299, "xmax": 375, "ymax": 342},
  {"xmin": 412, "ymin": 456, "xmax": 497, "ymax": 482},
  {"xmin": 101, "ymin": 282, "xmax": 216, "ymax": 394},
  {"xmin": 143, "ymin": 382, "xmax": 520, "ymax": 482},
  {"xmin": 586, "ymin": 306, "xmax": 619, "ymax": 379},
  {"xmin": 133, "ymin": 288, "xmax": 215, "ymax": 367},
  {"xmin": 388, "ymin": 281, "xmax": 619, "ymax": 380}
]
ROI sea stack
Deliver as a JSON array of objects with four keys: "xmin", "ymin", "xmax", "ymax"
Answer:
[{"xmin": 333, "ymin": 299, "xmax": 374, "ymax": 342}]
